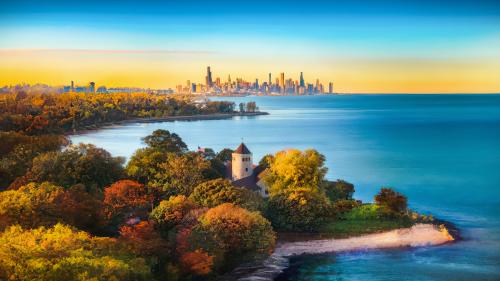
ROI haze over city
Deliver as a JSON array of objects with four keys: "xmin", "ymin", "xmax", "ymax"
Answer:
[{"xmin": 1, "ymin": 0, "xmax": 499, "ymax": 93}]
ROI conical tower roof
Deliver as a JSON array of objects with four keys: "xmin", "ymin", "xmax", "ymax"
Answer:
[{"xmin": 234, "ymin": 143, "xmax": 251, "ymax": 154}]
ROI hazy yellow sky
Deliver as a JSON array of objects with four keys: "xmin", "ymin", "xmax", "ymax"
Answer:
[{"xmin": 1, "ymin": 48, "xmax": 499, "ymax": 93}]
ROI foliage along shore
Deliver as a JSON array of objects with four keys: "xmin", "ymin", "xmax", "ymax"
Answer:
[
  {"xmin": 68, "ymin": 111, "xmax": 269, "ymax": 135},
  {"xmin": 0, "ymin": 91, "xmax": 261, "ymax": 135}
]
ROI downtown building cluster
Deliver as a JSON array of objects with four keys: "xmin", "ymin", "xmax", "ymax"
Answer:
[{"xmin": 176, "ymin": 67, "xmax": 335, "ymax": 95}]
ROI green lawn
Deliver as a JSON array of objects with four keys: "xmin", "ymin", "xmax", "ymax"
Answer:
[{"xmin": 318, "ymin": 218, "xmax": 414, "ymax": 239}]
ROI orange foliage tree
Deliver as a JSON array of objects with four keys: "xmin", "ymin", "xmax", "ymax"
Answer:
[{"xmin": 103, "ymin": 180, "xmax": 154, "ymax": 230}]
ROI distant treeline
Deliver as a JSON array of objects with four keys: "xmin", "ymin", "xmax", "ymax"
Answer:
[{"xmin": 0, "ymin": 92, "xmax": 236, "ymax": 134}]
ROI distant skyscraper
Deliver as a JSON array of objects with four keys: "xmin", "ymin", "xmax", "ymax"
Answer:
[
  {"xmin": 300, "ymin": 72, "xmax": 305, "ymax": 87},
  {"xmin": 89, "ymin": 82, "xmax": 95, "ymax": 93},
  {"xmin": 328, "ymin": 82, "xmax": 334, "ymax": 94},
  {"xmin": 206, "ymin": 66, "xmax": 213, "ymax": 88},
  {"xmin": 228, "ymin": 74, "xmax": 232, "ymax": 84},
  {"xmin": 280, "ymin": 73, "xmax": 285, "ymax": 93},
  {"xmin": 71, "ymin": 80, "xmax": 74, "ymax": 92},
  {"xmin": 268, "ymin": 73, "xmax": 272, "ymax": 85}
]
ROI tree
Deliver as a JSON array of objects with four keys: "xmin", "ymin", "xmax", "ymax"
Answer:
[
  {"xmin": 126, "ymin": 147, "xmax": 168, "ymax": 184},
  {"xmin": 216, "ymin": 148, "xmax": 233, "ymax": 162},
  {"xmin": 0, "ymin": 224, "xmax": 152, "ymax": 281},
  {"xmin": 191, "ymin": 203, "xmax": 275, "ymax": 272},
  {"xmin": 258, "ymin": 154, "xmax": 274, "ymax": 170},
  {"xmin": 0, "ymin": 182, "xmax": 103, "ymax": 233},
  {"xmin": 103, "ymin": 180, "xmax": 154, "ymax": 230},
  {"xmin": 143, "ymin": 129, "xmax": 188, "ymax": 154},
  {"xmin": 245, "ymin": 101, "xmax": 258, "ymax": 112},
  {"xmin": 190, "ymin": 179, "xmax": 263, "ymax": 211},
  {"xmin": 263, "ymin": 149, "xmax": 328, "ymax": 195},
  {"xmin": 119, "ymin": 220, "xmax": 170, "ymax": 257},
  {"xmin": 28, "ymin": 143, "xmax": 125, "ymax": 190},
  {"xmin": 324, "ymin": 180, "xmax": 355, "ymax": 202},
  {"xmin": 149, "ymin": 152, "xmax": 214, "ymax": 197},
  {"xmin": 239, "ymin": 102, "xmax": 245, "ymax": 113},
  {"xmin": 266, "ymin": 188, "xmax": 332, "ymax": 231},
  {"xmin": 374, "ymin": 188, "xmax": 408, "ymax": 216},
  {"xmin": 179, "ymin": 249, "xmax": 214, "ymax": 276},
  {"xmin": 0, "ymin": 132, "xmax": 68, "ymax": 188},
  {"xmin": 150, "ymin": 195, "xmax": 198, "ymax": 233},
  {"xmin": 0, "ymin": 182, "xmax": 65, "ymax": 230}
]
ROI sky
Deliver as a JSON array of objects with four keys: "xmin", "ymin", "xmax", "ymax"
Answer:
[{"xmin": 0, "ymin": 0, "xmax": 499, "ymax": 93}]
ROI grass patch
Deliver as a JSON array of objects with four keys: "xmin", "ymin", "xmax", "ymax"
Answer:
[{"xmin": 318, "ymin": 218, "xmax": 413, "ymax": 239}]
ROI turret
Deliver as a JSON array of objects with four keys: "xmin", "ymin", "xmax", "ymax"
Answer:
[{"xmin": 232, "ymin": 143, "xmax": 253, "ymax": 180}]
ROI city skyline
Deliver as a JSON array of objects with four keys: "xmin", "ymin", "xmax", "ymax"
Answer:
[
  {"xmin": 1, "ymin": 0, "xmax": 499, "ymax": 93},
  {"xmin": 177, "ymin": 67, "xmax": 334, "ymax": 95}
]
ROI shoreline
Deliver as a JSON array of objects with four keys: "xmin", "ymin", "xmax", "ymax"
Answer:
[
  {"xmin": 220, "ymin": 223, "xmax": 456, "ymax": 281},
  {"xmin": 66, "ymin": 111, "xmax": 269, "ymax": 136}
]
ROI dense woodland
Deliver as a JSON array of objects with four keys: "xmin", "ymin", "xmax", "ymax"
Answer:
[
  {"xmin": 0, "ymin": 92, "xmax": 236, "ymax": 134},
  {"xmin": 0, "ymin": 92, "xmax": 432, "ymax": 281}
]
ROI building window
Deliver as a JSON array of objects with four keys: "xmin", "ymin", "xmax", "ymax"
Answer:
[{"xmin": 245, "ymin": 168, "xmax": 248, "ymax": 172}]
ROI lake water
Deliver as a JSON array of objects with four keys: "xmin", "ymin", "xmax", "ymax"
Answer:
[{"xmin": 71, "ymin": 95, "xmax": 500, "ymax": 281}]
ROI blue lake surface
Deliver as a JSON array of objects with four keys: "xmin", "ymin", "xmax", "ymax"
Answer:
[{"xmin": 71, "ymin": 95, "xmax": 500, "ymax": 280}]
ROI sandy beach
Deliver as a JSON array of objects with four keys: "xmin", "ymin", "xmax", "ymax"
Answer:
[
  {"xmin": 224, "ymin": 224, "xmax": 455, "ymax": 281},
  {"xmin": 275, "ymin": 223, "xmax": 454, "ymax": 257}
]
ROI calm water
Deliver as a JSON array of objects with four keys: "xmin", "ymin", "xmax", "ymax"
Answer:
[{"xmin": 71, "ymin": 95, "xmax": 500, "ymax": 280}]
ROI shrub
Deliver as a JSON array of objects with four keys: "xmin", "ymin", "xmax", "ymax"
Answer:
[{"xmin": 266, "ymin": 188, "xmax": 332, "ymax": 231}]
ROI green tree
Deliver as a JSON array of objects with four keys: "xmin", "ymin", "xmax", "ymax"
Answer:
[
  {"xmin": 149, "ymin": 152, "xmax": 214, "ymax": 197},
  {"xmin": 0, "ymin": 224, "xmax": 152, "ymax": 281},
  {"xmin": 266, "ymin": 188, "xmax": 332, "ymax": 231},
  {"xmin": 28, "ymin": 143, "xmax": 125, "ymax": 190},
  {"xmin": 324, "ymin": 180, "xmax": 355, "ymax": 202},
  {"xmin": 258, "ymin": 154, "xmax": 274, "ymax": 170},
  {"xmin": 143, "ymin": 129, "xmax": 188, "ymax": 154},
  {"xmin": 126, "ymin": 147, "xmax": 167, "ymax": 184},
  {"xmin": 216, "ymin": 148, "xmax": 233, "ymax": 162},
  {"xmin": 189, "ymin": 179, "xmax": 263, "ymax": 211}
]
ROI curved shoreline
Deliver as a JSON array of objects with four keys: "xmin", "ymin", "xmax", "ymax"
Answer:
[
  {"xmin": 220, "ymin": 223, "xmax": 455, "ymax": 281},
  {"xmin": 67, "ymin": 111, "xmax": 269, "ymax": 135}
]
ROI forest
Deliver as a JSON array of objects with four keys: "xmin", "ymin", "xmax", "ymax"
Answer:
[{"xmin": 0, "ymin": 91, "xmax": 236, "ymax": 134}]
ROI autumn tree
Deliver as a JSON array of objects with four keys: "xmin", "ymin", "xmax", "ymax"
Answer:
[
  {"xmin": 0, "ymin": 182, "xmax": 103, "ymax": 232},
  {"xmin": 190, "ymin": 203, "xmax": 275, "ymax": 273},
  {"xmin": 190, "ymin": 179, "xmax": 263, "ymax": 211},
  {"xmin": 103, "ymin": 180, "xmax": 154, "ymax": 231},
  {"xmin": 27, "ymin": 143, "xmax": 125, "ymax": 190},
  {"xmin": 119, "ymin": 220, "xmax": 170, "ymax": 258},
  {"xmin": 374, "ymin": 188, "xmax": 408, "ymax": 216},
  {"xmin": 263, "ymin": 149, "xmax": 328, "ymax": 195},
  {"xmin": 0, "ymin": 224, "xmax": 152, "ymax": 281},
  {"xmin": 149, "ymin": 195, "xmax": 198, "ymax": 234}
]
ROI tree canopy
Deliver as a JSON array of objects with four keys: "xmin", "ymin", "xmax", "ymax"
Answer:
[
  {"xmin": 142, "ymin": 129, "xmax": 188, "ymax": 154},
  {"xmin": 0, "ymin": 224, "xmax": 152, "ymax": 281}
]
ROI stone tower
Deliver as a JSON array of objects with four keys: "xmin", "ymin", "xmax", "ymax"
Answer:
[{"xmin": 232, "ymin": 143, "xmax": 253, "ymax": 181}]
